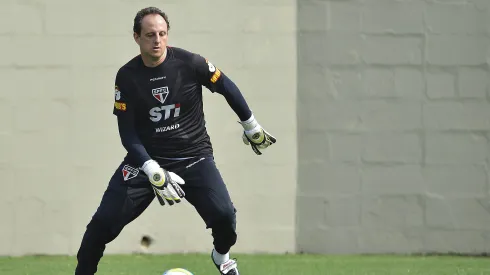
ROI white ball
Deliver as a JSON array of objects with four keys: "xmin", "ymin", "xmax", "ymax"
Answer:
[{"xmin": 163, "ymin": 268, "xmax": 194, "ymax": 275}]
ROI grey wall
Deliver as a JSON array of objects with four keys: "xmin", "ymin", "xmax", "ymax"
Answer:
[
  {"xmin": 0, "ymin": 0, "xmax": 297, "ymax": 256},
  {"xmin": 296, "ymin": 0, "xmax": 490, "ymax": 254}
]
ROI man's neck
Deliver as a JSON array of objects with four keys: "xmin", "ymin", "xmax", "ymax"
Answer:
[{"xmin": 142, "ymin": 47, "xmax": 167, "ymax": 67}]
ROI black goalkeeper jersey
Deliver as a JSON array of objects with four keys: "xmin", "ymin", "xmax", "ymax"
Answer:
[{"xmin": 113, "ymin": 46, "xmax": 223, "ymax": 160}]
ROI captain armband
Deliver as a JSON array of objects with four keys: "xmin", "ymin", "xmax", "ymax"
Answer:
[
  {"xmin": 205, "ymin": 58, "xmax": 221, "ymax": 83},
  {"xmin": 114, "ymin": 102, "xmax": 127, "ymax": 111}
]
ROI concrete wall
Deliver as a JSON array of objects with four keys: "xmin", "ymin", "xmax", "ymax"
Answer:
[
  {"xmin": 296, "ymin": 0, "xmax": 490, "ymax": 254},
  {"xmin": 0, "ymin": 0, "xmax": 297, "ymax": 256}
]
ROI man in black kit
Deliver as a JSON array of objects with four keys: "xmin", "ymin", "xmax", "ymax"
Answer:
[{"xmin": 74, "ymin": 6, "xmax": 276, "ymax": 275}]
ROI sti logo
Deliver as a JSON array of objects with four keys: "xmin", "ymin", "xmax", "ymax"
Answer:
[
  {"xmin": 122, "ymin": 165, "xmax": 139, "ymax": 181},
  {"xmin": 149, "ymin": 103, "xmax": 181, "ymax": 122},
  {"xmin": 152, "ymin": 86, "xmax": 169, "ymax": 104}
]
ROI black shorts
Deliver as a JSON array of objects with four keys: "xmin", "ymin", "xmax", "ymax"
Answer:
[{"xmin": 93, "ymin": 156, "xmax": 237, "ymax": 231}]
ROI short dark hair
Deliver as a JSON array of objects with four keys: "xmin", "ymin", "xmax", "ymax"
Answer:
[{"xmin": 133, "ymin": 7, "xmax": 170, "ymax": 35}]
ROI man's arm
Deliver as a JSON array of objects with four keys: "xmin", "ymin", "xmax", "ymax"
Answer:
[
  {"xmin": 212, "ymin": 73, "xmax": 252, "ymax": 122},
  {"xmin": 113, "ymin": 74, "xmax": 151, "ymax": 167},
  {"xmin": 116, "ymin": 110, "xmax": 151, "ymax": 167},
  {"xmin": 191, "ymin": 54, "xmax": 277, "ymax": 155},
  {"xmin": 215, "ymin": 73, "xmax": 253, "ymax": 121},
  {"xmin": 191, "ymin": 54, "xmax": 251, "ymax": 121}
]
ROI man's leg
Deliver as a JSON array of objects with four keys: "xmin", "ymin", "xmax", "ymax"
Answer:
[
  {"xmin": 175, "ymin": 157, "xmax": 238, "ymax": 274},
  {"xmin": 75, "ymin": 162, "xmax": 154, "ymax": 275}
]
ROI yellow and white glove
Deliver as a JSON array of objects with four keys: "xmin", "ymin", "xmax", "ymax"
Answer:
[
  {"xmin": 239, "ymin": 114, "xmax": 276, "ymax": 155},
  {"xmin": 141, "ymin": 159, "xmax": 185, "ymax": 206}
]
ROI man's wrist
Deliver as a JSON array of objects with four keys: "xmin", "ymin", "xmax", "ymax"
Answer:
[
  {"xmin": 240, "ymin": 113, "xmax": 259, "ymax": 131},
  {"xmin": 141, "ymin": 159, "xmax": 160, "ymax": 176}
]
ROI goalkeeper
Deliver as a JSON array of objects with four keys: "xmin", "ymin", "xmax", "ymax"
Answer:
[{"xmin": 74, "ymin": 6, "xmax": 276, "ymax": 275}]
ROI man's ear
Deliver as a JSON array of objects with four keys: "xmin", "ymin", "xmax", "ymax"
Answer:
[{"xmin": 133, "ymin": 32, "xmax": 140, "ymax": 45}]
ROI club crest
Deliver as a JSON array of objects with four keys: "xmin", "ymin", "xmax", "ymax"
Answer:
[
  {"xmin": 122, "ymin": 165, "xmax": 139, "ymax": 181},
  {"xmin": 152, "ymin": 86, "xmax": 169, "ymax": 104}
]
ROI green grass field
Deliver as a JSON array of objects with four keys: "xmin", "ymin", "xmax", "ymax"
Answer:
[{"xmin": 1, "ymin": 253, "xmax": 489, "ymax": 275}]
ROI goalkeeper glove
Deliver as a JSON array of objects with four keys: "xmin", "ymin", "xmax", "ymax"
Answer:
[
  {"xmin": 239, "ymin": 113, "xmax": 276, "ymax": 155},
  {"xmin": 141, "ymin": 159, "xmax": 185, "ymax": 206}
]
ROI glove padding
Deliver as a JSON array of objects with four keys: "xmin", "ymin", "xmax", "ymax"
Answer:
[
  {"xmin": 142, "ymin": 160, "xmax": 185, "ymax": 206},
  {"xmin": 239, "ymin": 114, "xmax": 276, "ymax": 155}
]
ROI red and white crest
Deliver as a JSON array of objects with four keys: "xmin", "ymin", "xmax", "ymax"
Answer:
[
  {"xmin": 152, "ymin": 86, "xmax": 169, "ymax": 104},
  {"xmin": 122, "ymin": 165, "xmax": 139, "ymax": 181}
]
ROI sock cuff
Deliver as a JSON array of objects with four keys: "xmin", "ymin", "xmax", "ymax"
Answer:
[{"xmin": 212, "ymin": 248, "xmax": 230, "ymax": 265}]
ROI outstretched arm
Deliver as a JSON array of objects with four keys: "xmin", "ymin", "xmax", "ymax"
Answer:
[
  {"xmin": 191, "ymin": 54, "xmax": 252, "ymax": 121},
  {"xmin": 192, "ymin": 54, "xmax": 277, "ymax": 155},
  {"xmin": 213, "ymin": 73, "xmax": 252, "ymax": 122}
]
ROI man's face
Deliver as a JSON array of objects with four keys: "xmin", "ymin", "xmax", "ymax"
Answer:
[{"xmin": 134, "ymin": 14, "xmax": 168, "ymax": 61}]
